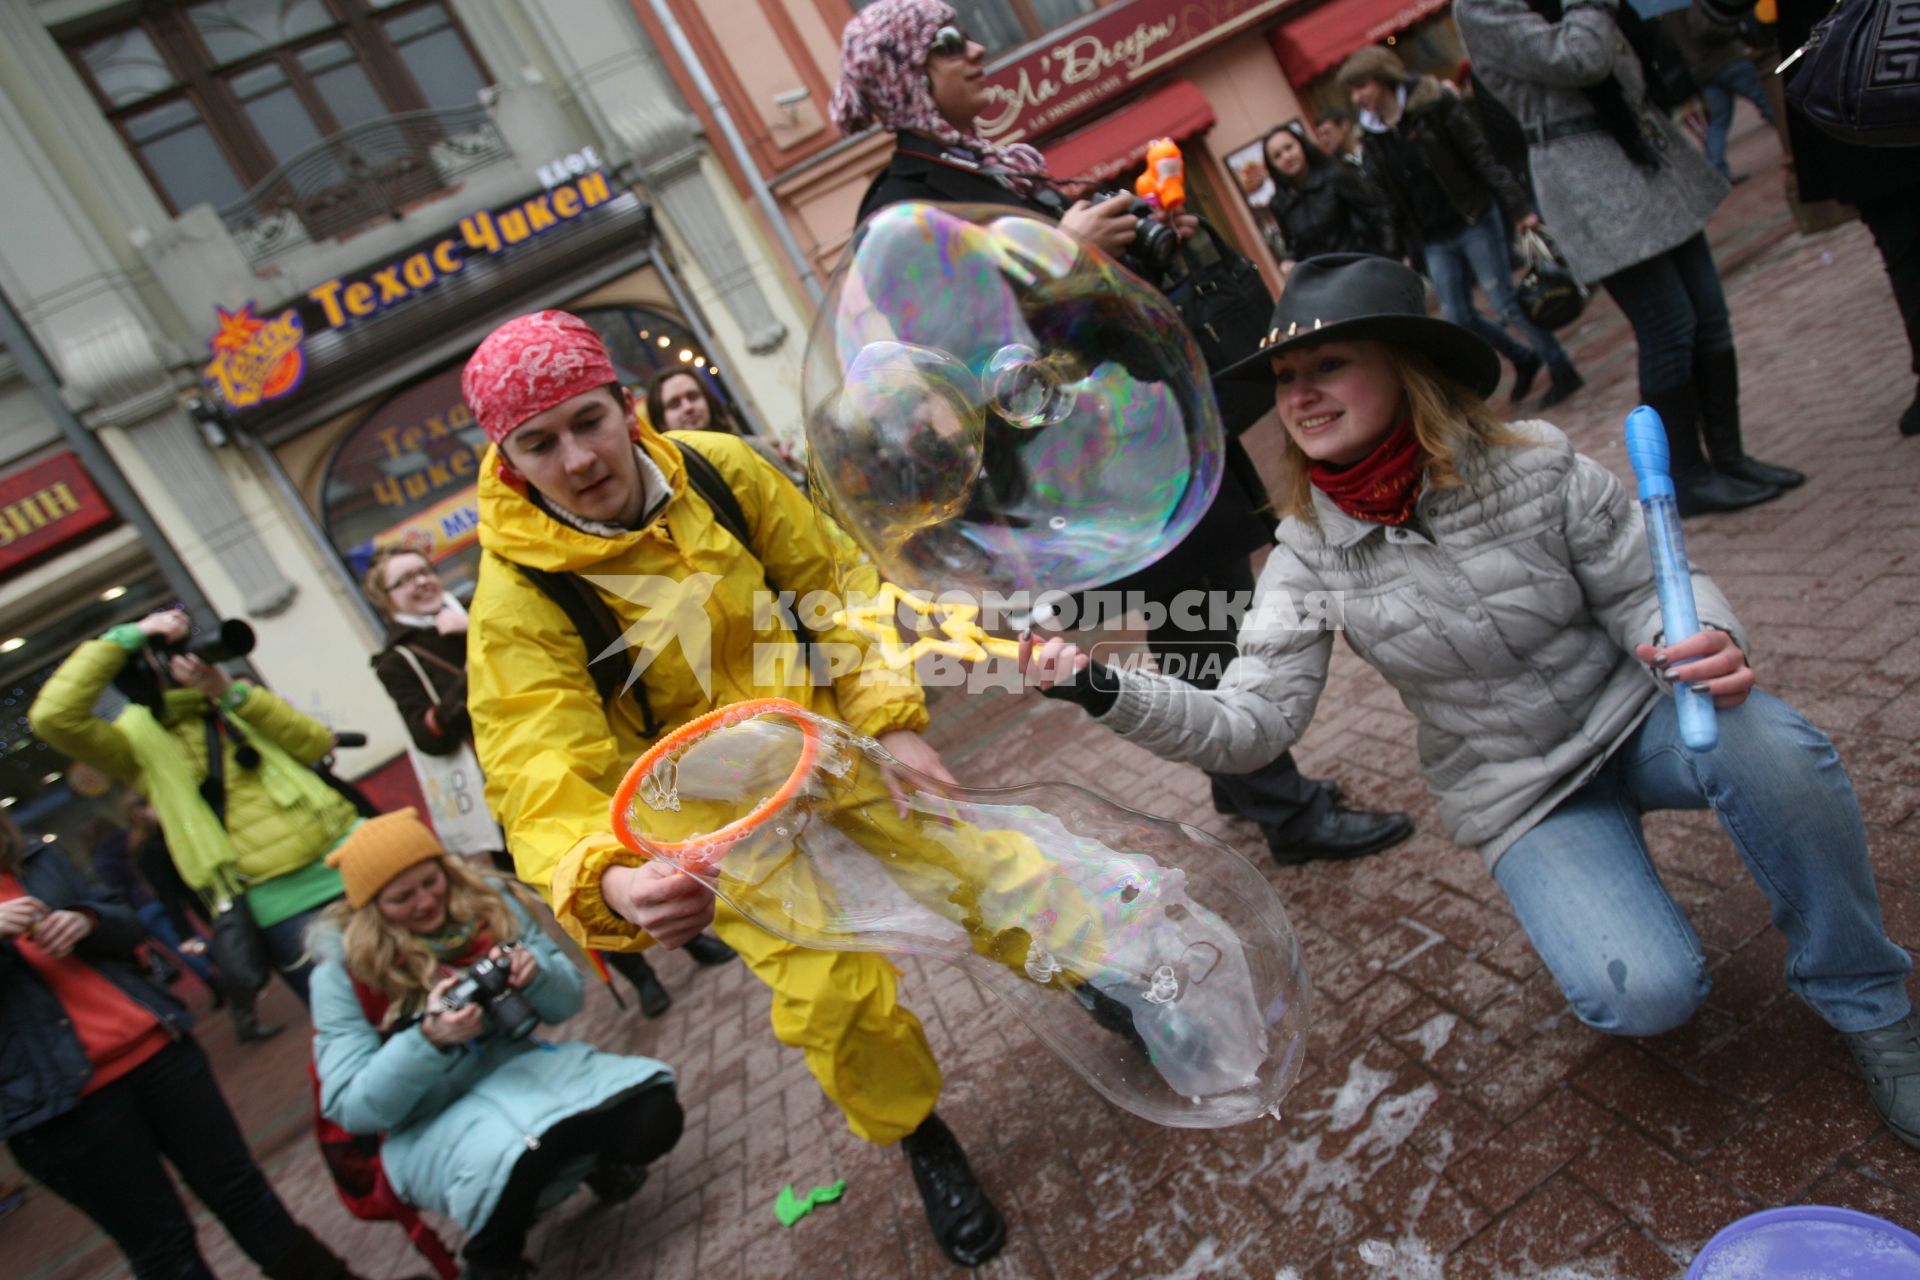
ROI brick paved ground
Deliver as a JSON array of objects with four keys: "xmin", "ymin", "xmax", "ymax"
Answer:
[{"xmin": 11, "ymin": 117, "xmax": 1920, "ymax": 1279}]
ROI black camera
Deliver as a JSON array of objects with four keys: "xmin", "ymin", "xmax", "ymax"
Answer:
[
  {"xmin": 155, "ymin": 618, "xmax": 256, "ymax": 665},
  {"xmin": 440, "ymin": 941, "xmax": 538, "ymax": 1040},
  {"xmin": 1088, "ymin": 191, "xmax": 1181, "ymax": 275}
]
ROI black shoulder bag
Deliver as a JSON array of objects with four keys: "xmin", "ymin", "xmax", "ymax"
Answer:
[
  {"xmin": 1779, "ymin": 0, "xmax": 1920, "ymax": 147},
  {"xmin": 1161, "ymin": 218, "xmax": 1276, "ymax": 436},
  {"xmin": 200, "ymin": 715, "xmax": 272, "ymax": 994}
]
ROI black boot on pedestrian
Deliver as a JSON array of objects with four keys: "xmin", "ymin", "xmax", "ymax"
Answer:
[
  {"xmin": 234, "ymin": 1007, "xmax": 285, "ymax": 1043},
  {"xmin": 607, "ymin": 951, "xmax": 672, "ymax": 1017},
  {"xmin": 1900, "ymin": 390, "xmax": 1920, "ymax": 438},
  {"xmin": 263, "ymin": 1228, "xmax": 366, "ymax": 1280},
  {"xmin": 1538, "ymin": 367, "xmax": 1585, "ymax": 410},
  {"xmin": 1842, "ymin": 1012, "xmax": 1920, "ymax": 1148},
  {"xmin": 1508, "ymin": 349, "xmax": 1543, "ymax": 403},
  {"xmin": 1074, "ymin": 981, "xmax": 1151, "ymax": 1059},
  {"xmin": 1266, "ymin": 805, "xmax": 1414, "ymax": 866},
  {"xmin": 901, "ymin": 1114, "xmax": 1006, "ymax": 1268},
  {"xmin": 682, "ymin": 933, "xmax": 737, "ymax": 966},
  {"xmin": 1696, "ymin": 349, "xmax": 1805, "ymax": 489},
  {"xmin": 1642, "ymin": 385, "xmax": 1779, "ymax": 517},
  {"xmin": 584, "ymin": 1159, "xmax": 650, "ymax": 1205}
]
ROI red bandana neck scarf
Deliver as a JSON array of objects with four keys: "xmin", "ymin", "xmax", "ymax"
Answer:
[{"xmin": 1308, "ymin": 417, "xmax": 1423, "ymax": 527}]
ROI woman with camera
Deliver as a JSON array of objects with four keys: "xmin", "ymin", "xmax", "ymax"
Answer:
[
  {"xmin": 30, "ymin": 608, "xmax": 358, "ymax": 1002},
  {"xmin": 362, "ymin": 547, "xmax": 735, "ymax": 1017},
  {"xmin": 830, "ymin": 0, "xmax": 1415, "ymax": 865},
  {"xmin": 310, "ymin": 809, "xmax": 679, "ymax": 1280}
]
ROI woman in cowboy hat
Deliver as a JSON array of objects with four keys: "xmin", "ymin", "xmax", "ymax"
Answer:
[{"xmin": 1019, "ymin": 253, "xmax": 1920, "ymax": 1150}]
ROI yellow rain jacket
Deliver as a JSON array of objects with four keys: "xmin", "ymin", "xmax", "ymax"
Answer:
[{"xmin": 467, "ymin": 425, "xmax": 941, "ymax": 1143}]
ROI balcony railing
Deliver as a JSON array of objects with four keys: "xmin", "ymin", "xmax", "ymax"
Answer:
[{"xmin": 218, "ymin": 103, "xmax": 512, "ymax": 266}]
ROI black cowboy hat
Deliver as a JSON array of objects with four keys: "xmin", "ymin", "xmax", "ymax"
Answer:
[{"xmin": 1215, "ymin": 254, "xmax": 1502, "ymax": 400}]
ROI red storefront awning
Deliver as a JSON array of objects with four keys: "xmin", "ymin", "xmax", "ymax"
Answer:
[
  {"xmin": 1269, "ymin": 0, "xmax": 1455, "ymax": 86},
  {"xmin": 1041, "ymin": 79, "xmax": 1216, "ymax": 186}
]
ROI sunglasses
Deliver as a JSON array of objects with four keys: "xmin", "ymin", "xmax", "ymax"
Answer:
[{"xmin": 928, "ymin": 25, "xmax": 972, "ymax": 58}]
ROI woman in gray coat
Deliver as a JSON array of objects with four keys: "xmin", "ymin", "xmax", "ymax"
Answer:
[
  {"xmin": 1021, "ymin": 255, "xmax": 1920, "ymax": 1150},
  {"xmin": 1452, "ymin": 0, "xmax": 1804, "ymax": 515}
]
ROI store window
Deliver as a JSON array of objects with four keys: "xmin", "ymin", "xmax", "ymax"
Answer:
[
  {"xmin": 63, "ymin": 0, "xmax": 491, "ymax": 226},
  {"xmin": 319, "ymin": 306, "xmax": 736, "ymax": 596},
  {"xmin": 854, "ymin": 0, "xmax": 1098, "ymax": 54}
]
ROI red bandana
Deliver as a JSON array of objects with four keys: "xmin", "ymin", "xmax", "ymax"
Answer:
[
  {"xmin": 1308, "ymin": 417, "xmax": 1423, "ymax": 527},
  {"xmin": 462, "ymin": 311, "xmax": 618, "ymax": 445}
]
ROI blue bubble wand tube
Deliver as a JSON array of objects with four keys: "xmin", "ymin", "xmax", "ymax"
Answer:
[{"xmin": 1625, "ymin": 405, "xmax": 1717, "ymax": 753}]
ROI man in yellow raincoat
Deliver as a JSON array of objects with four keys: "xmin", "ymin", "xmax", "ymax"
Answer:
[{"xmin": 462, "ymin": 311, "xmax": 1004, "ymax": 1267}]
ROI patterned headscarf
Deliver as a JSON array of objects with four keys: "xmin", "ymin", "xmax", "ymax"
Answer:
[
  {"xmin": 462, "ymin": 310, "xmax": 620, "ymax": 444},
  {"xmin": 830, "ymin": 0, "xmax": 1047, "ymax": 176}
]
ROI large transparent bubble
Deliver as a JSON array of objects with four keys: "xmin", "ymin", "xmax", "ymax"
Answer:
[
  {"xmin": 802, "ymin": 202, "xmax": 1225, "ymax": 598},
  {"xmin": 611, "ymin": 699, "xmax": 1311, "ymax": 1129}
]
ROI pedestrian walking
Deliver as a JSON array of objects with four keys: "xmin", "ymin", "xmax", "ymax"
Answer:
[{"xmin": 1263, "ymin": 120, "xmax": 1400, "ymax": 265}]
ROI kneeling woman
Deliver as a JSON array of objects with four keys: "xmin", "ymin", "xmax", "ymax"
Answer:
[
  {"xmin": 1021, "ymin": 255, "xmax": 1920, "ymax": 1148},
  {"xmin": 311, "ymin": 810, "xmax": 680, "ymax": 1278}
]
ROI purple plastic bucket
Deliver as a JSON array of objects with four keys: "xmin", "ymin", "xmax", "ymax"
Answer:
[{"xmin": 1686, "ymin": 1205, "xmax": 1920, "ymax": 1278}]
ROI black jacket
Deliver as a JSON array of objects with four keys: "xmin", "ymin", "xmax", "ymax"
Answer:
[
  {"xmin": 857, "ymin": 133, "xmax": 1275, "ymax": 595},
  {"xmin": 1271, "ymin": 163, "xmax": 1400, "ymax": 261},
  {"xmin": 1362, "ymin": 77, "xmax": 1532, "ymax": 250},
  {"xmin": 1, "ymin": 846, "xmax": 189, "ymax": 1139},
  {"xmin": 371, "ymin": 625, "xmax": 470, "ymax": 757}
]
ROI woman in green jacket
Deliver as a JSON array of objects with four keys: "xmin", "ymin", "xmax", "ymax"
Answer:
[{"xmin": 29, "ymin": 609, "xmax": 359, "ymax": 1001}]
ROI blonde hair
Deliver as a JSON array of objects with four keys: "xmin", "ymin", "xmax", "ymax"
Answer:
[
  {"xmin": 360, "ymin": 545, "xmax": 434, "ymax": 621},
  {"xmin": 1274, "ymin": 344, "xmax": 1528, "ymax": 524},
  {"xmin": 320, "ymin": 855, "xmax": 526, "ymax": 1026}
]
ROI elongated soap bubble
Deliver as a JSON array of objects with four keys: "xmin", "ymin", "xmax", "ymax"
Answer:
[
  {"xmin": 802, "ymin": 202, "xmax": 1224, "ymax": 598},
  {"xmin": 611, "ymin": 699, "xmax": 1311, "ymax": 1128}
]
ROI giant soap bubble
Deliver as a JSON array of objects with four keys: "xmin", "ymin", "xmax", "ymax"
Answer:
[
  {"xmin": 611, "ymin": 699, "xmax": 1311, "ymax": 1128},
  {"xmin": 802, "ymin": 203, "xmax": 1225, "ymax": 598}
]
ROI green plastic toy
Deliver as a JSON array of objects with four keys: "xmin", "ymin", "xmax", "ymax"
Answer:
[{"xmin": 774, "ymin": 1179, "xmax": 847, "ymax": 1227}]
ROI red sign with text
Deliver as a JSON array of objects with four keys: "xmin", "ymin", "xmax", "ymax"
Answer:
[
  {"xmin": 977, "ymin": 0, "xmax": 1294, "ymax": 143},
  {"xmin": 0, "ymin": 452, "xmax": 116, "ymax": 574}
]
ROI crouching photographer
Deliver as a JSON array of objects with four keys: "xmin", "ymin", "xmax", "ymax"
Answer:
[
  {"xmin": 310, "ymin": 811, "xmax": 680, "ymax": 1280},
  {"xmin": 29, "ymin": 608, "xmax": 359, "ymax": 1003}
]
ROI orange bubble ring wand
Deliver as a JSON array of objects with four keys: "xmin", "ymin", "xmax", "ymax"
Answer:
[{"xmin": 610, "ymin": 697, "xmax": 822, "ymax": 873}]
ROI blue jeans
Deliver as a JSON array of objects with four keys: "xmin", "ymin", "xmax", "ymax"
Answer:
[
  {"xmin": 1493, "ymin": 690, "xmax": 1911, "ymax": 1037},
  {"xmin": 1702, "ymin": 58, "xmax": 1774, "ymax": 177},
  {"xmin": 258, "ymin": 901, "xmax": 332, "ymax": 1004},
  {"xmin": 1599, "ymin": 232, "xmax": 1734, "ymax": 396},
  {"xmin": 1424, "ymin": 210, "xmax": 1574, "ymax": 375}
]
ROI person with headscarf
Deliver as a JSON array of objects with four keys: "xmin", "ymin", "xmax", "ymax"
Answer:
[
  {"xmin": 832, "ymin": 0, "xmax": 1418, "ymax": 867},
  {"xmin": 460, "ymin": 310, "xmax": 1007, "ymax": 1268}
]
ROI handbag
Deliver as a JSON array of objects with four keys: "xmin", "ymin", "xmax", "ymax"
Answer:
[
  {"xmin": 200, "ymin": 716, "xmax": 271, "ymax": 994},
  {"xmin": 1515, "ymin": 228, "xmax": 1589, "ymax": 331},
  {"xmin": 392, "ymin": 646, "xmax": 505, "ymax": 858},
  {"xmin": 1163, "ymin": 219, "xmax": 1276, "ymax": 435},
  {"xmin": 1779, "ymin": 0, "xmax": 1920, "ymax": 147}
]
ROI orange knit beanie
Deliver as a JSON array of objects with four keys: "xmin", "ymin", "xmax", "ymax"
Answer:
[{"xmin": 326, "ymin": 808, "xmax": 446, "ymax": 908}]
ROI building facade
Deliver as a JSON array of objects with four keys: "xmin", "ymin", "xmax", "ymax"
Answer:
[
  {"xmin": 0, "ymin": 0, "xmax": 819, "ymax": 845},
  {"xmin": 634, "ymin": 0, "xmax": 1470, "ymax": 291}
]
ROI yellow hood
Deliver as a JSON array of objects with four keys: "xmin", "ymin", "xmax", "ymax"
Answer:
[{"xmin": 475, "ymin": 418, "xmax": 687, "ymax": 574}]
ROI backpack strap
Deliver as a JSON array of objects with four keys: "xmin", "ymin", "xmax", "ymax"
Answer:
[{"xmin": 508, "ymin": 438, "xmax": 757, "ymax": 739}]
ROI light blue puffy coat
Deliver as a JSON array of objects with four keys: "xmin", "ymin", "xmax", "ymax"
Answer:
[{"xmin": 310, "ymin": 893, "xmax": 672, "ymax": 1232}]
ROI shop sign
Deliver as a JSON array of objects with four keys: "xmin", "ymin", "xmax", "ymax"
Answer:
[
  {"xmin": 0, "ymin": 452, "xmax": 115, "ymax": 574},
  {"xmin": 204, "ymin": 169, "xmax": 618, "ymax": 412},
  {"xmin": 978, "ymin": 0, "xmax": 1294, "ymax": 143},
  {"xmin": 203, "ymin": 302, "xmax": 307, "ymax": 410}
]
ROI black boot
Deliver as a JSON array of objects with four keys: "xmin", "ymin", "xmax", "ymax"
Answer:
[
  {"xmin": 584, "ymin": 1159, "xmax": 650, "ymax": 1205},
  {"xmin": 607, "ymin": 951, "xmax": 671, "ymax": 1017},
  {"xmin": 682, "ymin": 933, "xmax": 737, "ymax": 966},
  {"xmin": 1640, "ymin": 385, "xmax": 1779, "ymax": 517},
  {"xmin": 263, "ymin": 1229, "xmax": 364, "ymax": 1280},
  {"xmin": 1265, "ymin": 805, "xmax": 1414, "ymax": 866},
  {"xmin": 1695, "ymin": 349, "xmax": 1805, "ymax": 489},
  {"xmin": 1074, "ymin": 982, "xmax": 1151, "ymax": 1059},
  {"xmin": 1508, "ymin": 349, "xmax": 1543, "ymax": 403},
  {"xmin": 901, "ymin": 1114, "xmax": 1006, "ymax": 1268},
  {"xmin": 1901, "ymin": 387, "xmax": 1920, "ymax": 438},
  {"xmin": 230, "ymin": 986, "xmax": 284, "ymax": 1044},
  {"xmin": 1843, "ymin": 1013, "xmax": 1920, "ymax": 1148}
]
